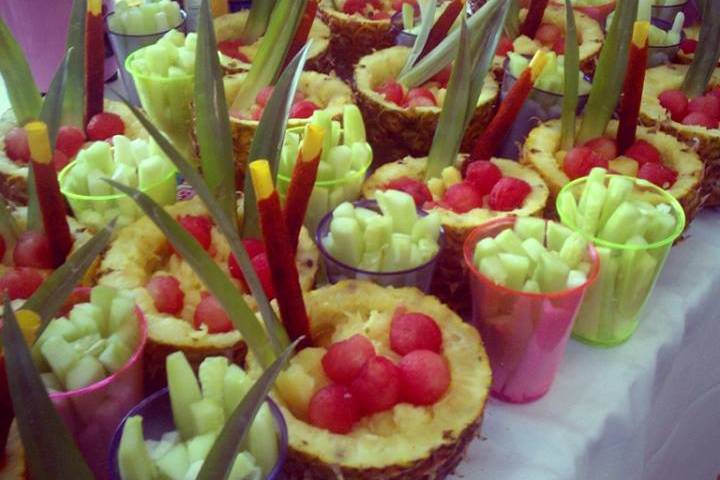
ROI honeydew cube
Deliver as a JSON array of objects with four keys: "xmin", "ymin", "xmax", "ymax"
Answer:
[
  {"xmin": 223, "ymin": 364, "xmax": 252, "ymax": 416},
  {"xmin": 163, "ymin": 6, "xmax": 183, "ymax": 33},
  {"xmin": 479, "ymin": 255, "xmax": 508, "ymax": 286},
  {"xmin": 86, "ymin": 169, "xmax": 113, "ymax": 199},
  {"xmin": 546, "ymin": 222, "xmax": 573, "ymax": 252},
  {"xmin": 98, "ymin": 337, "xmax": 134, "ymax": 373},
  {"xmin": 599, "ymin": 175, "xmax": 635, "ymax": 228},
  {"xmin": 520, "ymin": 237, "xmax": 545, "ymax": 268},
  {"xmin": 473, "ymin": 237, "xmax": 501, "ymax": 265},
  {"xmin": 70, "ymin": 334, "xmax": 103, "ymax": 355},
  {"xmin": 79, "ymin": 210, "xmax": 104, "ymax": 228},
  {"xmin": 343, "ymin": 105, "xmax": 366, "ymax": 145},
  {"xmin": 411, "ymin": 212, "xmax": 441, "ymax": 243},
  {"xmin": 247, "ymin": 404, "xmax": 278, "ymax": 476},
  {"xmin": 199, "ymin": 357, "xmax": 228, "ymax": 406},
  {"xmin": 125, "ymin": 9, "xmax": 145, "ymax": 36},
  {"xmin": 354, "ymin": 207, "xmax": 380, "ymax": 229},
  {"xmin": 498, "ymin": 253, "xmax": 530, "ymax": 290},
  {"xmin": 375, "ymin": 189, "xmax": 417, "ymax": 234},
  {"xmin": 556, "ymin": 192, "xmax": 580, "ymax": 228},
  {"xmin": 328, "ymin": 145, "xmax": 353, "ymax": 179},
  {"xmin": 156, "ymin": 442, "xmax": 190, "ymax": 480},
  {"xmin": 538, "ymin": 251, "xmax": 570, "ymax": 292},
  {"xmin": 383, "ymin": 233, "xmax": 412, "ymax": 271},
  {"xmin": 359, "ymin": 250, "xmax": 383, "ymax": 271},
  {"xmin": 167, "ymin": 66, "xmax": 186, "ymax": 78},
  {"xmin": 332, "ymin": 202, "xmax": 354, "ymax": 219},
  {"xmin": 90, "ymin": 285, "xmax": 117, "ymax": 318},
  {"xmin": 41, "ymin": 372, "xmax": 62, "ymax": 391},
  {"xmin": 69, "ymin": 303, "xmax": 103, "ymax": 336},
  {"xmin": 350, "ymin": 142, "xmax": 373, "ymax": 171},
  {"xmin": 416, "ymin": 238, "xmax": 439, "ymax": 263},
  {"xmin": 187, "ymin": 432, "xmax": 218, "ymax": 463},
  {"xmin": 617, "ymin": 248, "xmax": 658, "ymax": 318},
  {"xmin": 41, "ymin": 317, "xmax": 82, "ymax": 343},
  {"xmin": 597, "ymin": 201, "xmax": 640, "ymax": 244},
  {"xmin": 131, "ymin": 138, "xmax": 150, "ymax": 160},
  {"xmin": 229, "ymin": 452, "xmax": 262, "ymax": 480},
  {"xmin": 513, "ymin": 217, "xmax": 546, "ymax": 242},
  {"xmin": 41, "ymin": 336, "xmax": 79, "ymax": 384},
  {"xmin": 578, "ymin": 181, "xmax": 606, "ymax": 236},
  {"xmin": 167, "ymin": 352, "xmax": 202, "ymax": 440},
  {"xmin": 63, "ymin": 163, "xmax": 90, "ymax": 195},
  {"xmin": 145, "ymin": 44, "xmax": 170, "ymax": 76},
  {"xmin": 522, "ymin": 279, "xmax": 541, "ymax": 293},
  {"xmin": 183, "ymin": 462, "xmax": 203, "ymax": 480},
  {"xmin": 109, "ymin": 294, "xmax": 136, "ymax": 334},
  {"xmin": 586, "ymin": 167, "xmax": 606, "ymax": 186},
  {"xmin": 494, "ymin": 229, "xmax": 527, "ymax": 256},
  {"xmin": 645, "ymin": 205, "xmax": 676, "ymax": 243},
  {"xmin": 328, "ymin": 217, "xmax": 363, "ymax": 266},
  {"xmin": 154, "ymin": 11, "xmax": 169, "ymax": 31},
  {"xmin": 113, "ymin": 135, "xmax": 136, "ymax": 167},
  {"xmin": 147, "ymin": 433, "xmax": 179, "ymax": 462},
  {"xmin": 185, "ymin": 32, "xmax": 197, "ymax": 50},
  {"xmin": 177, "ymin": 47, "xmax": 195, "ymax": 72},
  {"xmin": 118, "ymin": 416, "xmax": 158, "ymax": 480},
  {"xmin": 83, "ymin": 141, "xmax": 114, "ymax": 173},
  {"xmin": 65, "ymin": 355, "xmax": 106, "ymax": 391},
  {"xmin": 191, "ymin": 398, "xmax": 225, "ymax": 435},
  {"xmin": 566, "ymin": 269, "xmax": 588, "ymax": 289},
  {"xmin": 328, "ymin": 185, "xmax": 350, "ymax": 210},
  {"xmin": 558, "ymin": 233, "xmax": 588, "ymax": 268},
  {"xmin": 138, "ymin": 155, "xmax": 167, "ymax": 189}
]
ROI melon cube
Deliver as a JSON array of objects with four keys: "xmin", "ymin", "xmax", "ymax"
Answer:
[
  {"xmin": 513, "ymin": 217, "xmax": 546, "ymax": 242},
  {"xmin": 494, "ymin": 229, "xmax": 527, "ymax": 256},
  {"xmin": 473, "ymin": 237, "xmax": 501, "ymax": 265},
  {"xmin": 65, "ymin": 355, "xmax": 106, "ymax": 391},
  {"xmin": 190, "ymin": 398, "xmax": 225, "ymax": 435},
  {"xmin": 41, "ymin": 336, "xmax": 79, "ymax": 384},
  {"xmin": 156, "ymin": 442, "xmax": 190, "ymax": 480},
  {"xmin": 98, "ymin": 337, "xmax": 134, "ymax": 373},
  {"xmin": 229, "ymin": 451, "xmax": 262, "ymax": 480},
  {"xmin": 186, "ymin": 432, "xmax": 218, "ymax": 463},
  {"xmin": 247, "ymin": 404, "xmax": 278, "ymax": 476},
  {"xmin": 546, "ymin": 222, "xmax": 573, "ymax": 252},
  {"xmin": 479, "ymin": 255, "xmax": 508, "ymax": 287},
  {"xmin": 538, "ymin": 251, "xmax": 571, "ymax": 293},
  {"xmin": 69, "ymin": 303, "xmax": 103, "ymax": 336},
  {"xmin": 199, "ymin": 356, "xmax": 229, "ymax": 407},
  {"xmin": 498, "ymin": 253, "xmax": 531, "ymax": 290}
]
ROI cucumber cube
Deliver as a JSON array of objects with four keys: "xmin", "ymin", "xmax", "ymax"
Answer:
[
  {"xmin": 99, "ymin": 337, "xmax": 134, "ymax": 373},
  {"xmin": 494, "ymin": 229, "xmax": 527, "ymax": 256},
  {"xmin": 199, "ymin": 356, "xmax": 229, "ymax": 406},
  {"xmin": 247, "ymin": 404, "xmax": 278, "ymax": 476},
  {"xmin": 479, "ymin": 255, "xmax": 508, "ymax": 286},
  {"xmin": 332, "ymin": 202, "xmax": 354, "ymax": 219},
  {"xmin": 598, "ymin": 201, "xmax": 640, "ymax": 244},
  {"xmin": 156, "ymin": 442, "xmax": 190, "ymax": 480},
  {"xmin": 566, "ymin": 270, "xmax": 588, "ymax": 289},
  {"xmin": 558, "ymin": 233, "xmax": 588, "ymax": 268},
  {"xmin": 190, "ymin": 398, "xmax": 226, "ymax": 435},
  {"xmin": 353, "ymin": 207, "xmax": 380, "ymax": 229},
  {"xmin": 65, "ymin": 355, "xmax": 106, "ymax": 391},
  {"xmin": 375, "ymin": 189, "xmax": 417, "ymax": 234},
  {"xmin": 546, "ymin": 222, "xmax": 573, "ymax": 252},
  {"xmin": 109, "ymin": 294, "xmax": 136, "ymax": 333},
  {"xmin": 229, "ymin": 452, "xmax": 262, "ymax": 480},
  {"xmin": 167, "ymin": 352, "xmax": 203, "ymax": 439},
  {"xmin": 410, "ymin": 212, "xmax": 441, "ymax": 244},
  {"xmin": 538, "ymin": 251, "xmax": 570, "ymax": 293},
  {"xmin": 69, "ymin": 303, "xmax": 103, "ymax": 336},
  {"xmin": 473, "ymin": 237, "xmax": 501, "ymax": 265},
  {"xmin": 497, "ymin": 253, "xmax": 531, "ymax": 290},
  {"xmin": 118, "ymin": 416, "xmax": 158, "ymax": 480},
  {"xmin": 223, "ymin": 364, "xmax": 251, "ymax": 416},
  {"xmin": 513, "ymin": 217, "xmax": 546, "ymax": 242}
]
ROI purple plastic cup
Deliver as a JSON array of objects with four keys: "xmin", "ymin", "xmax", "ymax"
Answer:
[
  {"xmin": 647, "ymin": 17, "xmax": 686, "ymax": 67},
  {"xmin": 497, "ymin": 59, "xmax": 590, "ymax": 160},
  {"xmin": 391, "ymin": 10, "xmax": 419, "ymax": 47},
  {"xmin": 652, "ymin": 0, "xmax": 689, "ymax": 25},
  {"xmin": 316, "ymin": 200, "xmax": 443, "ymax": 293},
  {"xmin": 50, "ymin": 307, "xmax": 148, "ymax": 480},
  {"xmin": 108, "ymin": 389, "xmax": 288, "ymax": 480}
]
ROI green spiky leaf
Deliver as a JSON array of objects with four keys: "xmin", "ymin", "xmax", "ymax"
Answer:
[
  {"xmin": 399, "ymin": 0, "xmax": 438, "ymax": 76},
  {"xmin": 682, "ymin": 0, "xmax": 720, "ymax": 97},
  {"xmin": 62, "ymin": 0, "xmax": 87, "ymax": 128},
  {"xmin": 0, "ymin": 18, "xmax": 42, "ymax": 124},
  {"xmin": 560, "ymin": 0, "xmax": 579, "ymax": 150},
  {"xmin": 505, "ymin": 0, "xmax": 520, "ymax": 39},
  {"xmin": 241, "ymin": 0, "xmax": 280, "ymax": 44},
  {"xmin": 40, "ymin": 49, "xmax": 72, "ymax": 152}
]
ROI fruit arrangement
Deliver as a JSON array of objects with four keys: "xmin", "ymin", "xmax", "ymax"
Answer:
[
  {"xmin": 116, "ymin": 352, "xmax": 280, "ymax": 479},
  {"xmin": 108, "ymin": 0, "xmax": 184, "ymax": 35}
]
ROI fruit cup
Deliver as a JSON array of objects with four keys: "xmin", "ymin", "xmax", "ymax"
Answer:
[
  {"xmin": 463, "ymin": 217, "xmax": 599, "ymax": 403},
  {"xmin": 49, "ymin": 308, "xmax": 147, "ymax": 480},
  {"xmin": 317, "ymin": 199, "xmax": 444, "ymax": 293},
  {"xmin": 647, "ymin": 18, "xmax": 685, "ymax": 68},
  {"xmin": 108, "ymin": 388, "xmax": 288, "ymax": 480},
  {"xmin": 556, "ymin": 175, "xmax": 685, "ymax": 346}
]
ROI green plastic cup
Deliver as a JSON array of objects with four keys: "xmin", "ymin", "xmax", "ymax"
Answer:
[
  {"xmin": 125, "ymin": 49, "xmax": 194, "ymax": 156},
  {"xmin": 556, "ymin": 175, "xmax": 685, "ymax": 346}
]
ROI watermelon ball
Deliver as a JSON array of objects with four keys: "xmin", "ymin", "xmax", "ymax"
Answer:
[
  {"xmin": 707, "ymin": 87, "xmax": 720, "ymax": 102},
  {"xmin": 0, "ymin": 268, "xmax": 44, "ymax": 301},
  {"xmin": 58, "ymin": 286, "xmax": 92, "ymax": 317},
  {"xmin": 563, "ymin": 146, "xmax": 608, "ymax": 180},
  {"xmin": 390, "ymin": 310, "xmax": 442, "ymax": 355},
  {"xmin": 56, "ymin": 126, "xmax": 86, "ymax": 159},
  {"xmin": 658, "ymin": 89, "xmax": 689, "ymax": 122},
  {"xmin": 53, "ymin": 150, "xmax": 69, "ymax": 172},
  {"xmin": 193, "ymin": 293, "xmax": 234, "ymax": 333},
  {"xmin": 289, "ymin": 100, "xmax": 319, "ymax": 119},
  {"xmin": 349, "ymin": 355, "xmax": 402, "ymax": 414},
  {"xmin": 535, "ymin": 23, "xmax": 563, "ymax": 47},
  {"xmin": 384, "ymin": 176, "xmax": 432, "ymax": 207},
  {"xmin": 375, "ymin": 80, "xmax": 406, "ymax": 106},
  {"xmin": 370, "ymin": 10, "xmax": 391, "ymax": 20},
  {"xmin": 322, "ymin": 334, "xmax": 376, "ymax": 384},
  {"xmin": 441, "ymin": 182, "xmax": 484, "ymax": 213},
  {"xmin": 465, "ymin": 160, "xmax": 502, "ymax": 196},
  {"xmin": 234, "ymin": 252, "xmax": 275, "ymax": 299},
  {"xmin": 4, "ymin": 127, "xmax": 30, "ymax": 163},
  {"xmin": 488, "ymin": 177, "xmax": 532, "ymax": 211},
  {"xmin": 406, "ymin": 88, "xmax": 436, "ymax": 108},
  {"xmin": 624, "ymin": 139, "xmax": 661, "ymax": 165},
  {"xmin": 638, "ymin": 162, "xmax": 678, "ymax": 189},
  {"xmin": 13, "ymin": 231, "xmax": 54, "ymax": 269},
  {"xmin": 495, "ymin": 36, "xmax": 514, "ymax": 57},
  {"xmin": 147, "ymin": 275, "xmax": 185, "ymax": 315},
  {"xmin": 398, "ymin": 350, "xmax": 451, "ymax": 406},
  {"xmin": 681, "ymin": 111, "xmax": 719, "ymax": 129},
  {"xmin": 308, "ymin": 384, "xmax": 361, "ymax": 434},
  {"xmin": 177, "ymin": 215, "xmax": 213, "ymax": 252},
  {"xmin": 86, "ymin": 112, "xmax": 125, "ymax": 141},
  {"xmin": 680, "ymin": 38, "xmax": 697, "ymax": 54},
  {"xmin": 687, "ymin": 95, "xmax": 720, "ymax": 120},
  {"xmin": 582, "ymin": 137, "xmax": 618, "ymax": 164}
]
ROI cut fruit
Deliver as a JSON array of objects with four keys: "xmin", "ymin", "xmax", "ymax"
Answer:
[
  {"xmin": 12, "ymin": 230, "xmax": 54, "ymax": 269},
  {"xmin": 563, "ymin": 146, "xmax": 608, "ymax": 180},
  {"xmin": 465, "ymin": 160, "xmax": 502, "ymax": 196},
  {"xmin": 658, "ymin": 89, "xmax": 688, "ymax": 122},
  {"xmin": 0, "ymin": 267, "xmax": 44, "ymax": 300},
  {"xmin": 390, "ymin": 310, "xmax": 442, "ymax": 355},
  {"xmin": 681, "ymin": 111, "xmax": 718, "ymax": 128},
  {"xmin": 583, "ymin": 137, "xmax": 618, "ymax": 164},
  {"xmin": 118, "ymin": 416, "xmax": 158, "ymax": 480},
  {"xmin": 488, "ymin": 177, "xmax": 532, "ymax": 211},
  {"xmin": 308, "ymin": 384, "xmax": 361, "ymax": 434},
  {"xmin": 398, "ymin": 350, "xmax": 450, "ymax": 406},
  {"xmin": 177, "ymin": 215, "xmax": 213, "ymax": 252},
  {"xmin": 4, "ymin": 127, "xmax": 31, "ymax": 163},
  {"xmin": 624, "ymin": 139, "xmax": 661, "ymax": 165},
  {"xmin": 86, "ymin": 112, "xmax": 126, "ymax": 141},
  {"xmin": 441, "ymin": 182, "xmax": 483, "ymax": 213},
  {"xmin": 321, "ymin": 334, "xmax": 375, "ymax": 384},
  {"xmin": 147, "ymin": 275, "xmax": 185, "ymax": 315},
  {"xmin": 384, "ymin": 176, "xmax": 432, "ymax": 207},
  {"xmin": 193, "ymin": 294, "xmax": 234, "ymax": 334},
  {"xmin": 349, "ymin": 355, "xmax": 401, "ymax": 414},
  {"xmin": 638, "ymin": 162, "xmax": 678, "ymax": 189},
  {"xmin": 56, "ymin": 126, "xmax": 87, "ymax": 159},
  {"xmin": 167, "ymin": 351, "xmax": 203, "ymax": 440}
]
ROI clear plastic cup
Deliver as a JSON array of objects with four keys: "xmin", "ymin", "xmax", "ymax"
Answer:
[
  {"xmin": 556, "ymin": 175, "xmax": 686, "ymax": 346},
  {"xmin": 125, "ymin": 48, "xmax": 195, "ymax": 156},
  {"xmin": 463, "ymin": 217, "xmax": 600, "ymax": 403},
  {"xmin": 316, "ymin": 200, "xmax": 443, "ymax": 292},
  {"xmin": 58, "ymin": 159, "xmax": 177, "ymax": 231},
  {"xmin": 107, "ymin": 388, "xmax": 288, "ymax": 480},
  {"xmin": 50, "ymin": 308, "xmax": 148, "ymax": 480},
  {"xmin": 651, "ymin": 0, "xmax": 689, "ymax": 24},
  {"xmin": 647, "ymin": 17, "xmax": 685, "ymax": 68}
]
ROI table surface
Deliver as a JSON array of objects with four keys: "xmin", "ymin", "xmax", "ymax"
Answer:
[{"xmin": 2, "ymin": 79, "xmax": 719, "ymax": 480}]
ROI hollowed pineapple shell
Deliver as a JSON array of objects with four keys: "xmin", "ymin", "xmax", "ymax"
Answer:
[
  {"xmin": 0, "ymin": 99, "xmax": 147, "ymax": 206},
  {"xmin": 639, "ymin": 64, "xmax": 720, "ymax": 206},
  {"xmin": 97, "ymin": 196, "xmax": 319, "ymax": 389},
  {"xmin": 223, "ymin": 71, "xmax": 353, "ymax": 190},
  {"xmin": 354, "ymin": 46, "xmax": 499, "ymax": 166},
  {"xmin": 362, "ymin": 156, "xmax": 548, "ymax": 315},
  {"xmin": 268, "ymin": 280, "xmax": 491, "ymax": 480},
  {"xmin": 214, "ymin": 10, "xmax": 333, "ymax": 75},
  {"xmin": 0, "ymin": 422, "xmax": 25, "ymax": 479}
]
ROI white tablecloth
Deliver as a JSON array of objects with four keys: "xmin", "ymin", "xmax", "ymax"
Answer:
[{"xmin": 1, "ymin": 78, "xmax": 718, "ymax": 480}]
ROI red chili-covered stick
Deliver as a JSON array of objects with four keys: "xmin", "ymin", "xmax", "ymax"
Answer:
[
  {"xmin": 85, "ymin": 0, "xmax": 105, "ymax": 126},
  {"xmin": 26, "ymin": 122, "xmax": 74, "ymax": 267},
  {"xmin": 617, "ymin": 22, "xmax": 649, "ymax": 153},
  {"xmin": 419, "ymin": 0, "xmax": 464, "ymax": 60},
  {"xmin": 469, "ymin": 51, "xmax": 549, "ymax": 164},
  {"xmin": 283, "ymin": 0, "xmax": 318, "ymax": 70},
  {"xmin": 250, "ymin": 160, "xmax": 311, "ymax": 345},
  {"xmin": 283, "ymin": 125, "xmax": 323, "ymax": 252},
  {"xmin": 519, "ymin": 0, "xmax": 550, "ymax": 39}
]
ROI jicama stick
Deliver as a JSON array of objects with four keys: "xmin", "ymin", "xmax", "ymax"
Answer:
[
  {"xmin": 85, "ymin": 0, "xmax": 105, "ymax": 126},
  {"xmin": 617, "ymin": 21, "xmax": 649, "ymax": 153},
  {"xmin": 282, "ymin": 0, "xmax": 318, "ymax": 70},
  {"xmin": 419, "ymin": 0, "xmax": 464, "ymax": 61},
  {"xmin": 519, "ymin": 0, "xmax": 550, "ymax": 39}
]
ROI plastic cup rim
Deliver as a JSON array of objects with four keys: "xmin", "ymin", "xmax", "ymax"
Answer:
[
  {"xmin": 502, "ymin": 58, "xmax": 592, "ymax": 98},
  {"xmin": 650, "ymin": 0, "xmax": 688, "ymax": 10},
  {"xmin": 462, "ymin": 216, "xmax": 601, "ymax": 300},
  {"xmin": 105, "ymin": 9, "xmax": 187, "ymax": 38},
  {"xmin": 556, "ymin": 173, "xmax": 686, "ymax": 251},
  {"xmin": 277, "ymin": 155, "xmax": 372, "ymax": 188}
]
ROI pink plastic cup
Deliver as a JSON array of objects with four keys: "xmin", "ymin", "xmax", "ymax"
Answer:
[
  {"xmin": 49, "ymin": 308, "xmax": 147, "ymax": 480},
  {"xmin": 463, "ymin": 217, "xmax": 599, "ymax": 403}
]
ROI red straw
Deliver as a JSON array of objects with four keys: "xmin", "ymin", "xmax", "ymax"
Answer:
[
  {"xmin": 419, "ymin": 0, "xmax": 464, "ymax": 60},
  {"xmin": 519, "ymin": 0, "xmax": 550, "ymax": 39},
  {"xmin": 283, "ymin": 0, "xmax": 318, "ymax": 69},
  {"xmin": 617, "ymin": 22, "xmax": 649, "ymax": 153},
  {"xmin": 85, "ymin": 0, "xmax": 105, "ymax": 126}
]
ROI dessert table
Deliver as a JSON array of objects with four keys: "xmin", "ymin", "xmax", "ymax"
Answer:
[{"xmin": 1, "ymin": 78, "xmax": 718, "ymax": 479}]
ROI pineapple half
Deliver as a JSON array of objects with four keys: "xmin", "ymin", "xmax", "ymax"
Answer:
[
  {"xmin": 0, "ymin": 99, "xmax": 147, "ymax": 205},
  {"xmin": 521, "ymin": 118, "xmax": 704, "ymax": 222},
  {"xmin": 223, "ymin": 71, "xmax": 353, "ymax": 189},
  {"xmin": 354, "ymin": 46, "xmax": 499, "ymax": 166},
  {"xmin": 0, "ymin": 422, "xmax": 25, "ymax": 479},
  {"xmin": 265, "ymin": 280, "xmax": 491, "ymax": 479},
  {"xmin": 639, "ymin": 64, "xmax": 720, "ymax": 206},
  {"xmin": 214, "ymin": 10, "xmax": 333, "ymax": 75},
  {"xmin": 362, "ymin": 156, "xmax": 549, "ymax": 315},
  {"xmin": 97, "ymin": 196, "xmax": 319, "ymax": 388}
]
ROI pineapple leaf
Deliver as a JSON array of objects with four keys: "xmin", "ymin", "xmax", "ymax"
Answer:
[
  {"xmin": 241, "ymin": 0, "xmax": 279, "ymax": 44},
  {"xmin": 22, "ymin": 219, "xmax": 115, "ymax": 333},
  {"xmin": 106, "ymin": 180, "xmax": 278, "ymax": 368},
  {"xmin": 112, "ymin": 92, "xmax": 289, "ymax": 358},
  {"xmin": 0, "ymin": 18, "xmax": 42, "ymax": 124},
  {"xmin": 241, "ymin": 43, "xmax": 311, "ymax": 239},
  {"xmin": 62, "ymin": 0, "xmax": 87, "ymax": 128},
  {"xmin": 1, "ymin": 301, "xmax": 94, "ymax": 480},
  {"xmin": 197, "ymin": 337, "xmax": 301, "ymax": 480},
  {"xmin": 40, "ymin": 49, "xmax": 72, "ymax": 151},
  {"xmin": 504, "ymin": 0, "xmax": 520, "ymax": 39},
  {"xmin": 560, "ymin": 0, "xmax": 579, "ymax": 150},
  {"xmin": 196, "ymin": 0, "xmax": 238, "ymax": 224},
  {"xmin": 398, "ymin": 0, "xmax": 438, "ymax": 77},
  {"xmin": 681, "ymin": 0, "xmax": 720, "ymax": 97}
]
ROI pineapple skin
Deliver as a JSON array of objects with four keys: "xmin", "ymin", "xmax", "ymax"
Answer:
[
  {"xmin": 639, "ymin": 64, "xmax": 720, "ymax": 207},
  {"xmin": 0, "ymin": 422, "xmax": 26, "ymax": 480},
  {"xmin": 520, "ymin": 118, "xmax": 704, "ymax": 224},
  {"xmin": 362, "ymin": 156, "xmax": 549, "ymax": 316},
  {"xmin": 354, "ymin": 47, "xmax": 499, "ymax": 166},
  {"xmin": 214, "ymin": 10, "xmax": 333, "ymax": 75},
  {"xmin": 0, "ymin": 99, "xmax": 146, "ymax": 206}
]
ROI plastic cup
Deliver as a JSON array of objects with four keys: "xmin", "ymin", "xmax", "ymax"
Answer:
[
  {"xmin": 125, "ymin": 48, "xmax": 195, "ymax": 156},
  {"xmin": 647, "ymin": 17, "xmax": 685, "ymax": 68},
  {"xmin": 316, "ymin": 200, "xmax": 444, "ymax": 292},
  {"xmin": 107, "ymin": 388, "xmax": 288, "ymax": 480},
  {"xmin": 463, "ymin": 217, "xmax": 599, "ymax": 403},
  {"xmin": 106, "ymin": 10, "xmax": 187, "ymax": 106},
  {"xmin": 58, "ymin": 159, "xmax": 178, "ymax": 231},
  {"xmin": 390, "ymin": 10, "xmax": 419, "ymax": 47},
  {"xmin": 50, "ymin": 308, "xmax": 147, "ymax": 480},
  {"xmin": 497, "ymin": 60, "xmax": 590, "ymax": 160},
  {"xmin": 651, "ymin": 0, "xmax": 689, "ymax": 24},
  {"xmin": 556, "ymin": 175, "xmax": 685, "ymax": 346}
]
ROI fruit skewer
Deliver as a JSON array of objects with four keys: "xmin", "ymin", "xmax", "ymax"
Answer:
[{"xmin": 519, "ymin": 0, "xmax": 551, "ymax": 38}]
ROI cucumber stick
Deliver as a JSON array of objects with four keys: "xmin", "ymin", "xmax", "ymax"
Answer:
[
  {"xmin": 118, "ymin": 416, "xmax": 158, "ymax": 480},
  {"xmin": 247, "ymin": 404, "xmax": 278, "ymax": 476},
  {"xmin": 167, "ymin": 351, "xmax": 203, "ymax": 440},
  {"xmin": 199, "ymin": 356, "xmax": 229, "ymax": 407},
  {"xmin": 156, "ymin": 442, "xmax": 190, "ymax": 480},
  {"xmin": 375, "ymin": 189, "xmax": 417, "ymax": 235}
]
